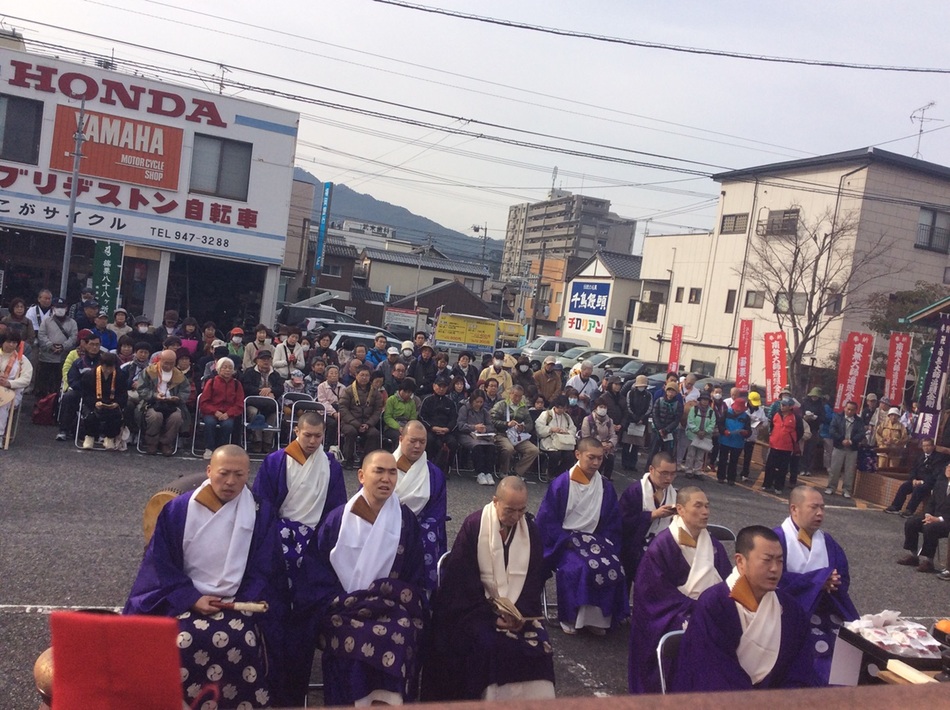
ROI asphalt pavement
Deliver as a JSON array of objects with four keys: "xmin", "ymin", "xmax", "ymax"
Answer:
[{"xmin": 1, "ymin": 400, "xmax": 947, "ymax": 708}]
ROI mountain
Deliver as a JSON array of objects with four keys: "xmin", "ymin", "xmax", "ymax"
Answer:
[{"xmin": 293, "ymin": 167, "xmax": 504, "ymax": 270}]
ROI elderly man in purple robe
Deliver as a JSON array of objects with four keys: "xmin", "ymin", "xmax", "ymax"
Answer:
[
  {"xmin": 628, "ymin": 486, "xmax": 732, "ymax": 694},
  {"xmin": 775, "ymin": 485, "xmax": 858, "ymax": 685},
  {"xmin": 124, "ymin": 445, "xmax": 284, "ymax": 709},
  {"xmin": 535, "ymin": 437, "xmax": 628, "ymax": 636},
  {"xmin": 423, "ymin": 475, "xmax": 556, "ymax": 702},
  {"xmin": 618, "ymin": 451, "xmax": 678, "ymax": 591},
  {"xmin": 251, "ymin": 411, "xmax": 347, "ymax": 706},
  {"xmin": 671, "ymin": 525, "xmax": 818, "ymax": 692},
  {"xmin": 392, "ymin": 420, "xmax": 448, "ymax": 593},
  {"xmin": 296, "ymin": 450, "xmax": 427, "ymax": 706}
]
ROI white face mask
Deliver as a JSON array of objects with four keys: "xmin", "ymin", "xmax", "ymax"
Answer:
[
  {"xmin": 713, "ymin": 393, "xmax": 722, "ymax": 400},
  {"xmin": 53, "ymin": 308, "xmax": 66, "ymax": 317},
  {"xmin": 519, "ymin": 365, "xmax": 529, "ymax": 372},
  {"xmin": 231, "ymin": 336, "xmax": 242, "ymax": 344},
  {"xmin": 636, "ymin": 386, "xmax": 647, "ymax": 392},
  {"xmin": 596, "ymin": 407, "xmax": 608, "ymax": 417},
  {"xmin": 493, "ymin": 359, "xmax": 503, "ymax": 367}
]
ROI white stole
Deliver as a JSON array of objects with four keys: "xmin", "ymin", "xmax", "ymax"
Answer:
[
  {"xmin": 182, "ymin": 482, "xmax": 256, "ymax": 597},
  {"xmin": 641, "ymin": 472, "xmax": 676, "ymax": 537},
  {"xmin": 476, "ymin": 502, "xmax": 531, "ymax": 605},
  {"xmin": 668, "ymin": 515, "xmax": 722, "ymax": 599},
  {"xmin": 280, "ymin": 446, "xmax": 331, "ymax": 528},
  {"xmin": 563, "ymin": 467, "xmax": 603, "ymax": 533},
  {"xmin": 392, "ymin": 446, "xmax": 431, "ymax": 516},
  {"xmin": 329, "ymin": 491, "xmax": 402, "ymax": 593},
  {"xmin": 781, "ymin": 517, "xmax": 829, "ymax": 574},
  {"xmin": 726, "ymin": 568, "xmax": 782, "ymax": 685}
]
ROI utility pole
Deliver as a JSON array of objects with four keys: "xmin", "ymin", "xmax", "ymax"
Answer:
[
  {"xmin": 412, "ymin": 234, "xmax": 434, "ymax": 311},
  {"xmin": 60, "ymin": 100, "xmax": 87, "ymax": 300},
  {"xmin": 529, "ymin": 241, "xmax": 547, "ymax": 340},
  {"xmin": 472, "ymin": 223, "xmax": 488, "ymax": 264}
]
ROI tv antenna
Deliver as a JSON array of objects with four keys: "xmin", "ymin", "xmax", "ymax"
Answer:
[{"xmin": 910, "ymin": 102, "xmax": 941, "ymax": 159}]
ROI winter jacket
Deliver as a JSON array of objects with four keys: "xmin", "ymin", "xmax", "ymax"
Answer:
[{"xmin": 199, "ymin": 375, "xmax": 245, "ymax": 418}]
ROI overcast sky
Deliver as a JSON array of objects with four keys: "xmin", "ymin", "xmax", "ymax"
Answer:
[{"xmin": 13, "ymin": 1, "xmax": 950, "ymax": 250}]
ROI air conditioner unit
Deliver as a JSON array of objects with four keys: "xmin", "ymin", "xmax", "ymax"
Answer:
[{"xmin": 613, "ymin": 319, "xmax": 625, "ymax": 330}]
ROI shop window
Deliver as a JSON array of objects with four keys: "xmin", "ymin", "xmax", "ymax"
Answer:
[
  {"xmin": 190, "ymin": 134, "xmax": 252, "ymax": 201},
  {"xmin": 0, "ymin": 93, "xmax": 43, "ymax": 165}
]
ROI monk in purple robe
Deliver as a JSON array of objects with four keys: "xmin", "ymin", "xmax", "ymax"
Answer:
[
  {"xmin": 392, "ymin": 420, "xmax": 448, "ymax": 593},
  {"xmin": 671, "ymin": 525, "xmax": 818, "ymax": 692},
  {"xmin": 628, "ymin": 486, "xmax": 732, "ymax": 694},
  {"xmin": 618, "ymin": 451, "xmax": 678, "ymax": 590},
  {"xmin": 423, "ymin": 475, "xmax": 555, "ymax": 701},
  {"xmin": 775, "ymin": 485, "xmax": 858, "ymax": 685},
  {"xmin": 125, "ymin": 445, "xmax": 284, "ymax": 709},
  {"xmin": 535, "ymin": 437, "xmax": 628, "ymax": 635},
  {"xmin": 295, "ymin": 450, "xmax": 427, "ymax": 706},
  {"xmin": 251, "ymin": 411, "xmax": 347, "ymax": 706}
]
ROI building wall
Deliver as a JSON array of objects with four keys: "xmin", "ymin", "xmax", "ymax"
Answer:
[
  {"xmin": 365, "ymin": 260, "xmax": 485, "ymax": 297},
  {"xmin": 281, "ymin": 179, "xmax": 317, "ymax": 300}
]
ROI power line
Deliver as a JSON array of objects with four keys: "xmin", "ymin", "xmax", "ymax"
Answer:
[{"xmin": 373, "ymin": 0, "xmax": 950, "ymax": 75}]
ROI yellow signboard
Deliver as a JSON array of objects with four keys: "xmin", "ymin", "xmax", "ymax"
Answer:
[{"xmin": 434, "ymin": 314, "xmax": 497, "ymax": 353}]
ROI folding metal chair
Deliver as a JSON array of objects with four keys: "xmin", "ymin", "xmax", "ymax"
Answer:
[
  {"xmin": 707, "ymin": 524, "xmax": 737, "ymax": 543},
  {"xmin": 657, "ymin": 629, "xmax": 685, "ymax": 694},
  {"xmin": 1, "ymin": 402, "xmax": 21, "ymax": 450},
  {"xmin": 191, "ymin": 392, "xmax": 204, "ymax": 457},
  {"xmin": 280, "ymin": 392, "xmax": 314, "ymax": 446},
  {"xmin": 242, "ymin": 395, "xmax": 281, "ymax": 455},
  {"xmin": 136, "ymin": 407, "xmax": 180, "ymax": 456}
]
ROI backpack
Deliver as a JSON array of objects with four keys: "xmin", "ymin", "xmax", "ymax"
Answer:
[{"xmin": 32, "ymin": 392, "xmax": 59, "ymax": 426}]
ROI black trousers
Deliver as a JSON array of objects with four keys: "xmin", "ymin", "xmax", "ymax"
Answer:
[
  {"xmin": 740, "ymin": 440, "xmax": 756, "ymax": 479},
  {"xmin": 717, "ymin": 445, "xmax": 742, "ymax": 483},
  {"xmin": 903, "ymin": 516, "xmax": 950, "ymax": 559},
  {"xmin": 764, "ymin": 449, "xmax": 792, "ymax": 490},
  {"xmin": 890, "ymin": 480, "xmax": 933, "ymax": 514},
  {"xmin": 426, "ymin": 431, "xmax": 458, "ymax": 470}
]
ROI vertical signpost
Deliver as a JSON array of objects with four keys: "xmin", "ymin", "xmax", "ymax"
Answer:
[
  {"xmin": 668, "ymin": 325, "xmax": 683, "ymax": 374},
  {"xmin": 736, "ymin": 319, "xmax": 753, "ymax": 389}
]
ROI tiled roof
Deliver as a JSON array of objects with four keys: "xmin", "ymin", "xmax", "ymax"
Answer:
[
  {"xmin": 363, "ymin": 248, "xmax": 489, "ymax": 278},
  {"xmin": 325, "ymin": 242, "xmax": 359, "ymax": 258},
  {"xmin": 597, "ymin": 251, "xmax": 642, "ymax": 280},
  {"xmin": 350, "ymin": 285, "xmax": 391, "ymax": 303}
]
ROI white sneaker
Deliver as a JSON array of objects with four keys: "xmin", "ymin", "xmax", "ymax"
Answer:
[
  {"xmin": 103, "ymin": 437, "xmax": 115, "ymax": 450},
  {"xmin": 478, "ymin": 473, "xmax": 491, "ymax": 486},
  {"xmin": 203, "ymin": 450, "xmax": 213, "ymax": 460},
  {"xmin": 82, "ymin": 436, "xmax": 95, "ymax": 450},
  {"xmin": 843, "ymin": 491, "xmax": 852, "ymax": 499}
]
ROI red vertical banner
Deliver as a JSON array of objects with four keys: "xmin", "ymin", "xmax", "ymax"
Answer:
[
  {"xmin": 834, "ymin": 331, "xmax": 874, "ymax": 411},
  {"xmin": 884, "ymin": 333, "xmax": 912, "ymax": 405},
  {"xmin": 668, "ymin": 325, "xmax": 683, "ymax": 373},
  {"xmin": 764, "ymin": 331, "xmax": 788, "ymax": 403},
  {"xmin": 736, "ymin": 319, "xmax": 753, "ymax": 389}
]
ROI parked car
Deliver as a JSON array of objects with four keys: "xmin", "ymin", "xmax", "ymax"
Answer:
[
  {"xmin": 614, "ymin": 359, "xmax": 668, "ymax": 388},
  {"xmin": 276, "ymin": 304, "xmax": 358, "ymax": 330},
  {"xmin": 569, "ymin": 352, "xmax": 638, "ymax": 381},
  {"xmin": 507, "ymin": 336, "xmax": 591, "ymax": 370},
  {"xmin": 326, "ymin": 330, "xmax": 401, "ymax": 354},
  {"xmin": 552, "ymin": 346, "xmax": 608, "ymax": 370}
]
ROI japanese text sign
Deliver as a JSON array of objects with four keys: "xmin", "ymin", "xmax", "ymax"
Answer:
[
  {"xmin": 834, "ymin": 331, "xmax": 874, "ymax": 412},
  {"xmin": 736, "ymin": 319, "xmax": 753, "ymax": 389},
  {"xmin": 884, "ymin": 333, "xmax": 912, "ymax": 406},
  {"xmin": 915, "ymin": 315, "xmax": 950, "ymax": 439},
  {"xmin": 92, "ymin": 240, "xmax": 123, "ymax": 316},
  {"xmin": 764, "ymin": 331, "xmax": 788, "ymax": 403},
  {"xmin": 668, "ymin": 325, "xmax": 683, "ymax": 374}
]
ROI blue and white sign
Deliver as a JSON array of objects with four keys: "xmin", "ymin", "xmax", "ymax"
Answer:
[{"xmin": 569, "ymin": 281, "xmax": 610, "ymax": 316}]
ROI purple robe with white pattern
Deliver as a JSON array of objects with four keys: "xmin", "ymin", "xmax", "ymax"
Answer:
[
  {"xmin": 251, "ymin": 446, "xmax": 347, "ymax": 706},
  {"xmin": 296, "ymin": 502, "xmax": 427, "ymax": 706},
  {"xmin": 124, "ymin": 491, "xmax": 284, "ymax": 708},
  {"xmin": 534, "ymin": 471, "xmax": 628, "ymax": 626},
  {"xmin": 774, "ymin": 526, "xmax": 858, "ymax": 685},
  {"xmin": 421, "ymin": 509, "xmax": 555, "ymax": 701},
  {"xmin": 671, "ymin": 582, "xmax": 819, "ymax": 692},
  {"xmin": 628, "ymin": 527, "xmax": 732, "ymax": 694},
  {"xmin": 407, "ymin": 461, "xmax": 448, "ymax": 593}
]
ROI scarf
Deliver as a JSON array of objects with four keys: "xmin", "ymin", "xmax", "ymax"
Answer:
[
  {"xmin": 182, "ymin": 482, "xmax": 256, "ymax": 597},
  {"xmin": 563, "ymin": 465, "xmax": 603, "ymax": 533},
  {"xmin": 726, "ymin": 568, "xmax": 782, "ymax": 685},
  {"xmin": 95, "ymin": 366, "xmax": 117, "ymax": 402},
  {"xmin": 476, "ymin": 502, "xmax": 530, "ymax": 605},
  {"xmin": 329, "ymin": 491, "xmax": 402, "ymax": 593},
  {"xmin": 668, "ymin": 515, "xmax": 722, "ymax": 599},
  {"xmin": 780, "ymin": 517, "xmax": 828, "ymax": 574},
  {"xmin": 392, "ymin": 446, "xmax": 431, "ymax": 516},
  {"xmin": 641, "ymin": 472, "xmax": 676, "ymax": 537},
  {"xmin": 349, "ymin": 381, "xmax": 364, "ymax": 406},
  {"xmin": 280, "ymin": 440, "xmax": 331, "ymax": 527}
]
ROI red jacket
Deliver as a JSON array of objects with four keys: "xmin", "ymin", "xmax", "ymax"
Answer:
[
  {"xmin": 769, "ymin": 411, "xmax": 799, "ymax": 452},
  {"xmin": 199, "ymin": 375, "xmax": 245, "ymax": 418}
]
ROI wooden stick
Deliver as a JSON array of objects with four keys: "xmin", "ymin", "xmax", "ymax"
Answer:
[{"xmin": 209, "ymin": 600, "xmax": 269, "ymax": 614}]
